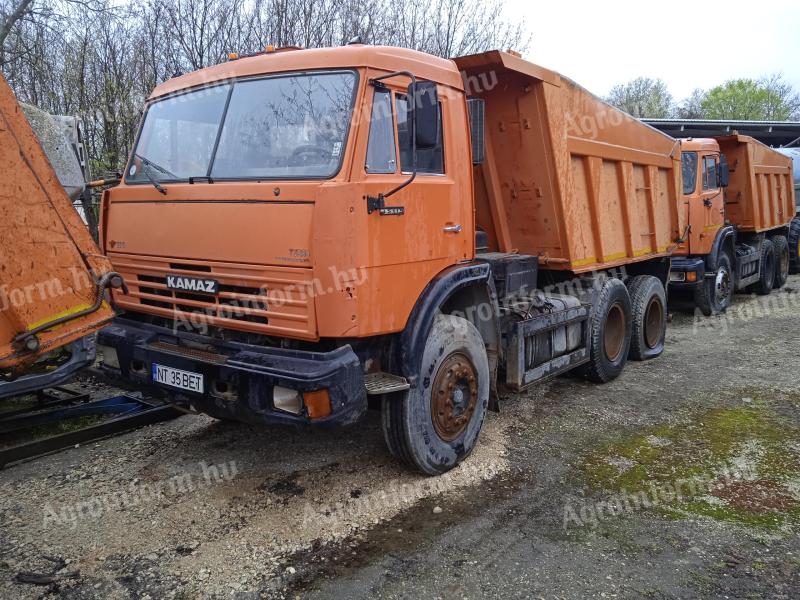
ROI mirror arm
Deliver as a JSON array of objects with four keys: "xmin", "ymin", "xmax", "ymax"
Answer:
[{"xmin": 367, "ymin": 71, "xmax": 417, "ymax": 213}]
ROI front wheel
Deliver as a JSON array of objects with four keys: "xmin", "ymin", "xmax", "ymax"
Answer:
[
  {"xmin": 694, "ymin": 252, "xmax": 733, "ymax": 316},
  {"xmin": 382, "ymin": 314, "xmax": 489, "ymax": 475}
]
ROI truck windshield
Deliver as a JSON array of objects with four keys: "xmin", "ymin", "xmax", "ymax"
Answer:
[
  {"xmin": 127, "ymin": 71, "xmax": 357, "ymax": 183},
  {"xmin": 681, "ymin": 151, "xmax": 698, "ymax": 195}
]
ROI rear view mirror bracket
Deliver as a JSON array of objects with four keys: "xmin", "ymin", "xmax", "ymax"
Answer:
[{"xmin": 365, "ymin": 71, "xmax": 438, "ymax": 216}]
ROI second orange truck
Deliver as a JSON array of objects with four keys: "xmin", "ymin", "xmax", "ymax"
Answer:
[{"xmin": 671, "ymin": 135, "xmax": 795, "ymax": 314}]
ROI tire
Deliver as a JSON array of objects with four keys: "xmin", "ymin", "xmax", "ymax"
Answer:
[
  {"xmin": 751, "ymin": 238, "xmax": 775, "ymax": 296},
  {"xmin": 789, "ymin": 216, "xmax": 800, "ymax": 274},
  {"xmin": 583, "ymin": 278, "xmax": 632, "ymax": 383},
  {"xmin": 772, "ymin": 235, "xmax": 789, "ymax": 289},
  {"xmin": 627, "ymin": 275, "xmax": 667, "ymax": 361},
  {"xmin": 694, "ymin": 252, "xmax": 733, "ymax": 316},
  {"xmin": 381, "ymin": 314, "xmax": 489, "ymax": 475}
]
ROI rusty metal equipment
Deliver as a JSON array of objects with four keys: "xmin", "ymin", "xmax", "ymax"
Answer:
[{"xmin": 0, "ymin": 73, "xmax": 123, "ymax": 397}]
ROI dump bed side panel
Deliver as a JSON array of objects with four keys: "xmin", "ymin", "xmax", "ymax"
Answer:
[
  {"xmin": 0, "ymin": 74, "xmax": 115, "ymax": 370},
  {"xmin": 455, "ymin": 51, "xmax": 682, "ymax": 273},
  {"xmin": 719, "ymin": 135, "xmax": 795, "ymax": 233}
]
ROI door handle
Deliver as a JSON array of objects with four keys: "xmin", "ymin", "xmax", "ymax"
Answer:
[{"xmin": 443, "ymin": 224, "xmax": 462, "ymax": 233}]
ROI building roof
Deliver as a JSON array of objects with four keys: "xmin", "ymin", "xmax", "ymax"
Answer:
[{"xmin": 642, "ymin": 119, "xmax": 800, "ymax": 148}]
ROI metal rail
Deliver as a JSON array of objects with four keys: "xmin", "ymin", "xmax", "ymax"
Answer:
[{"xmin": 0, "ymin": 393, "xmax": 183, "ymax": 468}]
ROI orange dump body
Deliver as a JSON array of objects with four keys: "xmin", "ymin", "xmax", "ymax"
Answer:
[
  {"xmin": 0, "ymin": 74, "xmax": 115, "ymax": 373},
  {"xmin": 717, "ymin": 135, "xmax": 795, "ymax": 233},
  {"xmin": 455, "ymin": 51, "xmax": 684, "ymax": 273}
]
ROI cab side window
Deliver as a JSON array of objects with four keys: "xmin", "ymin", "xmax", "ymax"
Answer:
[
  {"xmin": 396, "ymin": 94, "xmax": 444, "ymax": 174},
  {"xmin": 365, "ymin": 88, "xmax": 397, "ymax": 174},
  {"xmin": 681, "ymin": 152, "xmax": 698, "ymax": 195},
  {"xmin": 702, "ymin": 156, "xmax": 718, "ymax": 190}
]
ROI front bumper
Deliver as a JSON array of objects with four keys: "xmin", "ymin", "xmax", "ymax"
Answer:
[
  {"xmin": 669, "ymin": 257, "xmax": 706, "ymax": 290},
  {"xmin": 97, "ymin": 319, "xmax": 367, "ymax": 428}
]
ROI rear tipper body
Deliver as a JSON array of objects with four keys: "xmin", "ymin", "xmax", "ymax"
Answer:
[
  {"xmin": 671, "ymin": 135, "xmax": 796, "ymax": 314},
  {"xmin": 99, "ymin": 46, "xmax": 681, "ymax": 474},
  {"xmin": 456, "ymin": 51, "xmax": 683, "ymax": 272},
  {"xmin": 0, "ymin": 74, "xmax": 118, "ymax": 397}
]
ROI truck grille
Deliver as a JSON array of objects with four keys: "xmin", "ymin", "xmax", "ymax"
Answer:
[{"xmin": 108, "ymin": 252, "xmax": 318, "ymax": 340}]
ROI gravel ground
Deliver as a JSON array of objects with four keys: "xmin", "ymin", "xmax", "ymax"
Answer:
[{"xmin": 1, "ymin": 277, "xmax": 799, "ymax": 599}]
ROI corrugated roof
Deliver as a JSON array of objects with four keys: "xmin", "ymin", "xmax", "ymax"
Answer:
[{"xmin": 642, "ymin": 119, "xmax": 800, "ymax": 148}]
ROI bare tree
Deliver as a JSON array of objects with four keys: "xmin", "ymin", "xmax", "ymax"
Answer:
[
  {"xmin": 2, "ymin": 0, "xmax": 531, "ymax": 175},
  {"xmin": 606, "ymin": 77, "xmax": 674, "ymax": 119},
  {"xmin": 759, "ymin": 73, "xmax": 800, "ymax": 121},
  {"xmin": 675, "ymin": 88, "xmax": 706, "ymax": 119}
]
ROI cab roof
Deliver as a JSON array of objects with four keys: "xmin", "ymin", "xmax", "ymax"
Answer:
[
  {"xmin": 680, "ymin": 138, "xmax": 720, "ymax": 153},
  {"xmin": 149, "ymin": 45, "xmax": 464, "ymax": 100}
]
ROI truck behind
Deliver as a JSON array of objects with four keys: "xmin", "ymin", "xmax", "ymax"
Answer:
[
  {"xmin": 98, "ymin": 45, "xmax": 684, "ymax": 474},
  {"xmin": 775, "ymin": 147, "xmax": 800, "ymax": 273},
  {"xmin": 671, "ymin": 135, "xmax": 796, "ymax": 314}
]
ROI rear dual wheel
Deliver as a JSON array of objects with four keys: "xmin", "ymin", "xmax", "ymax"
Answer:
[
  {"xmin": 583, "ymin": 278, "xmax": 632, "ymax": 383},
  {"xmin": 789, "ymin": 217, "xmax": 800, "ymax": 274},
  {"xmin": 772, "ymin": 235, "xmax": 790, "ymax": 290},
  {"xmin": 751, "ymin": 238, "xmax": 776, "ymax": 296},
  {"xmin": 627, "ymin": 275, "xmax": 667, "ymax": 361}
]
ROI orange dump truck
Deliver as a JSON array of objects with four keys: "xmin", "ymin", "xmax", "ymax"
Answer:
[
  {"xmin": 0, "ymin": 74, "xmax": 122, "ymax": 398},
  {"xmin": 97, "ymin": 45, "xmax": 683, "ymax": 474},
  {"xmin": 671, "ymin": 135, "xmax": 796, "ymax": 314}
]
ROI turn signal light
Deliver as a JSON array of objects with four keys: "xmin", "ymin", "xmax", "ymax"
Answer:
[
  {"xmin": 265, "ymin": 44, "xmax": 276, "ymax": 53},
  {"xmin": 227, "ymin": 52, "xmax": 239, "ymax": 60},
  {"xmin": 686, "ymin": 272, "xmax": 698, "ymax": 282},
  {"xmin": 304, "ymin": 390, "xmax": 332, "ymax": 419}
]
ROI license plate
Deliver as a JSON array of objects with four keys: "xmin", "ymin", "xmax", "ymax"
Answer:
[{"xmin": 152, "ymin": 363, "xmax": 204, "ymax": 393}]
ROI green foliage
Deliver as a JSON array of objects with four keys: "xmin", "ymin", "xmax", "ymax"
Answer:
[
  {"xmin": 701, "ymin": 77, "xmax": 799, "ymax": 120},
  {"xmin": 607, "ymin": 73, "xmax": 800, "ymax": 121}
]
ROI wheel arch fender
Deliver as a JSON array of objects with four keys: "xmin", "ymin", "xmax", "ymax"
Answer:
[
  {"xmin": 393, "ymin": 263, "xmax": 499, "ymax": 391},
  {"xmin": 707, "ymin": 225, "xmax": 736, "ymax": 271}
]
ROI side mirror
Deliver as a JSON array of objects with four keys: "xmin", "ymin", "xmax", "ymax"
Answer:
[
  {"xmin": 409, "ymin": 81, "xmax": 438, "ymax": 149},
  {"xmin": 467, "ymin": 98, "xmax": 485, "ymax": 165},
  {"xmin": 718, "ymin": 155, "xmax": 730, "ymax": 188}
]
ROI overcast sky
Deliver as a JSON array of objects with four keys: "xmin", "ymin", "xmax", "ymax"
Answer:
[{"xmin": 508, "ymin": 0, "xmax": 800, "ymax": 100}]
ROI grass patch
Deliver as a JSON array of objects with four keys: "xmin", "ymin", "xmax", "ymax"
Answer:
[{"xmin": 580, "ymin": 395, "xmax": 800, "ymax": 530}]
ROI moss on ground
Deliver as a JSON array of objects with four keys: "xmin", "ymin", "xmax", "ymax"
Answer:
[{"xmin": 580, "ymin": 392, "xmax": 800, "ymax": 531}]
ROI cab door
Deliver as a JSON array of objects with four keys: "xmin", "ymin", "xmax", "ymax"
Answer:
[
  {"xmin": 690, "ymin": 153, "xmax": 724, "ymax": 254},
  {"xmin": 354, "ymin": 72, "xmax": 471, "ymax": 332}
]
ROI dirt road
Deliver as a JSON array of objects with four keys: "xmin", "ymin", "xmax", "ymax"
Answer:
[{"xmin": 2, "ymin": 278, "xmax": 799, "ymax": 599}]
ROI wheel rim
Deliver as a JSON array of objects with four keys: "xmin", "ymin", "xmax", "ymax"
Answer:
[
  {"xmin": 603, "ymin": 303, "xmax": 625, "ymax": 362},
  {"xmin": 431, "ymin": 352, "xmax": 478, "ymax": 442},
  {"xmin": 644, "ymin": 296, "xmax": 664, "ymax": 349},
  {"xmin": 714, "ymin": 265, "xmax": 732, "ymax": 306}
]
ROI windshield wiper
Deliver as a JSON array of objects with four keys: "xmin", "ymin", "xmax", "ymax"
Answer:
[{"xmin": 133, "ymin": 153, "xmax": 172, "ymax": 195}]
